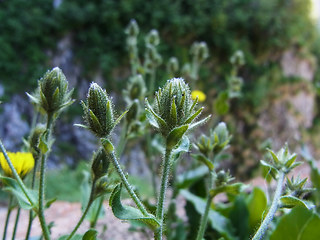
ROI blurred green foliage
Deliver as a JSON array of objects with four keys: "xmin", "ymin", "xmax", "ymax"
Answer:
[{"xmin": 0, "ymin": 0, "xmax": 316, "ymax": 97}]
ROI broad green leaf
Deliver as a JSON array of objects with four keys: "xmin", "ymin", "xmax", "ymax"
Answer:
[
  {"xmin": 82, "ymin": 229, "xmax": 98, "ymax": 240},
  {"xmin": 280, "ymin": 195, "xmax": 308, "ymax": 209},
  {"xmin": 229, "ymin": 196, "xmax": 249, "ymax": 240},
  {"xmin": 176, "ymin": 166, "xmax": 209, "ymax": 189},
  {"xmin": 180, "ymin": 190, "xmax": 236, "ymax": 240},
  {"xmin": 167, "ymin": 125, "xmax": 189, "ymax": 149},
  {"xmin": 109, "ymin": 184, "xmax": 160, "ymax": 230},
  {"xmin": 0, "ymin": 176, "xmax": 38, "ymax": 210},
  {"xmin": 270, "ymin": 206, "xmax": 320, "ymax": 240},
  {"xmin": 246, "ymin": 187, "xmax": 267, "ymax": 232}
]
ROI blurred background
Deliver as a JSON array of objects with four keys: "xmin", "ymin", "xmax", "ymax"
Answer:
[{"xmin": 1, "ymin": 0, "xmax": 320, "ymax": 184}]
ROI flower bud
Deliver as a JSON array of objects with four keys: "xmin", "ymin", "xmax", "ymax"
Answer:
[
  {"xmin": 181, "ymin": 63, "xmax": 191, "ymax": 77},
  {"xmin": 125, "ymin": 19, "xmax": 139, "ymax": 38},
  {"xmin": 230, "ymin": 50, "xmax": 245, "ymax": 67},
  {"xmin": 123, "ymin": 75, "xmax": 146, "ymax": 103},
  {"xmin": 91, "ymin": 148, "xmax": 110, "ymax": 180},
  {"xmin": 146, "ymin": 78, "xmax": 210, "ymax": 144},
  {"xmin": 28, "ymin": 124, "xmax": 46, "ymax": 158},
  {"xmin": 212, "ymin": 122, "xmax": 231, "ymax": 154},
  {"xmin": 145, "ymin": 29, "xmax": 160, "ymax": 46},
  {"xmin": 28, "ymin": 67, "xmax": 74, "ymax": 115},
  {"xmin": 126, "ymin": 99, "xmax": 140, "ymax": 123},
  {"xmin": 167, "ymin": 57, "xmax": 179, "ymax": 76},
  {"xmin": 81, "ymin": 82, "xmax": 126, "ymax": 138},
  {"xmin": 191, "ymin": 41, "xmax": 209, "ymax": 63}
]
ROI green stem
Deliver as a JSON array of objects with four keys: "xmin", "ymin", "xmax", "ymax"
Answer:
[
  {"xmin": 2, "ymin": 196, "xmax": 13, "ymax": 240},
  {"xmin": 196, "ymin": 172, "xmax": 214, "ymax": 240},
  {"xmin": 67, "ymin": 181, "xmax": 96, "ymax": 240},
  {"xmin": 12, "ymin": 207, "xmax": 21, "ymax": 240},
  {"xmin": 0, "ymin": 141, "xmax": 35, "ymax": 207},
  {"xmin": 25, "ymin": 156, "xmax": 39, "ymax": 240},
  {"xmin": 252, "ymin": 171, "xmax": 285, "ymax": 240},
  {"xmin": 38, "ymin": 113, "xmax": 54, "ymax": 240},
  {"xmin": 155, "ymin": 148, "xmax": 172, "ymax": 240},
  {"xmin": 108, "ymin": 151, "xmax": 149, "ymax": 216},
  {"xmin": 90, "ymin": 196, "xmax": 104, "ymax": 228}
]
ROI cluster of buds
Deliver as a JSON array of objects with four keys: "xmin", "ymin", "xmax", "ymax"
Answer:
[
  {"xmin": 193, "ymin": 122, "xmax": 231, "ymax": 170},
  {"xmin": 27, "ymin": 67, "xmax": 74, "ymax": 117},
  {"xmin": 261, "ymin": 145, "xmax": 302, "ymax": 179},
  {"xmin": 285, "ymin": 176, "xmax": 313, "ymax": 199},
  {"xmin": 145, "ymin": 78, "xmax": 210, "ymax": 149},
  {"xmin": 79, "ymin": 82, "xmax": 126, "ymax": 138}
]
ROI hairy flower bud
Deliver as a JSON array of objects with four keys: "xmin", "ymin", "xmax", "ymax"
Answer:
[
  {"xmin": 167, "ymin": 57, "xmax": 179, "ymax": 76},
  {"xmin": 80, "ymin": 82, "xmax": 126, "ymax": 138},
  {"xmin": 28, "ymin": 124, "xmax": 46, "ymax": 158},
  {"xmin": 145, "ymin": 29, "xmax": 160, "ymax": 46},
  {"xmin": 91, "ymin": 148, "xmax": 110, "ymax": 180},
  {"xmin": 28, "ymin": 67, "xmax": 74, "ymax": 116},
  {"xmin": 191, "ymin": 42, "xmax": 209, "ymax": 63},
  {"xmin": 230, "ymin": 50, "xmax": 245, "ymax": 67},
  {"xmin": 212, "ymin": 122, "xmax": 232, "ymax": 154},
  {"xmin": 123, "ymin": 75, "xmax": 146, "ymax": 103},
  {"xmin": 125, "ymin": 19, "xmax": 139, "ymax": 38},
  {"xmin": 146, "ymin": 78, "xmax": 210, "ymax": 147}
]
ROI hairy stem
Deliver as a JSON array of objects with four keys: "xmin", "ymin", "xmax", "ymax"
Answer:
[
  {"xmin": 25, "ymin": 155, "xmax": 39, "ymax": 240},
  {"xmin": 2, "ymin": 196, "xmax": 13, "ymax": 240},
  {"xmin": 12, "ymin": 207, "xmax": 21, "ymax": 240},
  {"xmin": 155, "ymin": 148, "xmax": 172, "ymax": 240},
  {"xmin": 107, "ymin": 151, "xmax": 149, "ymax": 216},
  {"xmin": 252, "ymin": 171, "xmax": 285, "ymax": 240},
  {"xmin": 38, "ymin": 113, "xmax": 54, "ymax": 240},
  {"xmin": 196, "ymin": 172, "xmax": 214, "ymax": 240}
]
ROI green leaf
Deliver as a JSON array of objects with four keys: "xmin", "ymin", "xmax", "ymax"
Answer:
[
  {"xmin": 246, "ymin": 187, "xmax": 267, "ymax": 232},
  {"xmin": 38, "ymin": 131, "xmax": 49, "ymax": 154},
  {"xmin": 229, "ymin": 196, "xmax": 249, "ymax": 240},
  {"xmin": 280, "ymin": 195, "xmax": 308, "ymax": 209},
  {"xmin": 270, "ymin": 206, "xmax": 320, "ymax": 240},
  {"xmin": 191, "ymin": 153, "xmax": 214, "ymax": 171},
  {"xmin": 180, "ymin": 190, "xmax": 236, "ymax": 240},
  {"xmin": 58, "ymin": 235, "xmax": 82, "ymax": 240},
  {"xmin": 45, "ymin": 197, "xmax": 57, "ymax": 209},
  {"xmin": 172, "ymin": 136, "xmax": 190, "ymax": 158},
  {"xmin": 260, "ymin": 160, "xmax": 278, "ymax": 179},
  {"xmin": 82, "ymin": 229, "xmax": 98, "ymax": 240},
  {"xmin": 176, "ymin": 166, "xmax": 209, "ymax": 189},
  {"xmin": 0, "ymin": 176, "xmax": 38, "ymax": 210},
  {"xmin": 166, "ymin": 125, "xmax": 189, "ymax": 149},
  {"xmin": 109, "ymin": 184, "xmax": 160, "ymax": 230}
]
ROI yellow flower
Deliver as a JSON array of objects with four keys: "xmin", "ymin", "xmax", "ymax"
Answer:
[
  {"xmin": 0, "ymin": 152, "xmax": 35, "ymax": 178},
  {"xmin": 191, "ymin": 90, "xmax": 206, "ymax": 102}
]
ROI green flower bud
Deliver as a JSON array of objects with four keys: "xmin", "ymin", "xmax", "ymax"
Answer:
[
  {"xmin": 167, "ymin": 57, "xmax": 179, "ymax": 76},
  {"xmin": 145, "ymin": 45, "xmax": 162, "ymax": 67},
  {"xmin": 93, "ymin": 175, "xmax": 113, "ymax": 199},
  {"xmin": 123, "ymin": 75, "xmax": 146, "ymax": 103},
  {"xmin": 146, "ymin": 78, "xmax": 210, "ymax": 144},
  {"xmin": 230, "ymin": 50, "xmax": 245, "ymax": 67},
  {"xmin": 212, "ymin": 122, "xmax": 232, "ymax": 154},
  {"xmin": 91, "ymin": 148, "xmax": 110, "ymax": 180},
  {"xmin": 181, "ymin": 63, "xmax": 191, "ymax": 77},
  {"xmin": 285, "ymin": 176, "xmax": 312, "ymax": 198},
  {"xmin": 126, "ymin": 99, "xmax": 140, "ymax": 123},
  {"xmin": 28, "ymin": 67, "xmax": 74, "ymax": 115},
  {"xmin": 80, "ymin": 82, "xmax": 126, "ymax": 138},
  {"xmin": 125, "ymin": 19, "xmax": 139, "ymax": 38},
  {"xmin": 191, "ymin": 41, "xmax": 209, "ymax": 63},
  {"xmin": 145, "ymin": 29, "xmax": 160, "ymax": 46},
  {"xmin": 261, "ymin": 144, "xmax": 302, "ymax": 176},
  {"xmin": 195, "ymin": 134, "xmax": 213, "ymax": 157},
  {"xmin": 28, "ymin": 124, "xmax": 46, "ymax": 158}
]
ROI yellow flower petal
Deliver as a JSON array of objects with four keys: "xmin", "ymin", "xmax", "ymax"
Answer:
[
  {"xmin": 0, "ymin": 152, "xmax": 35, "ymax": 178},
  {"xmin": 191, "ymin": 90, "xmax": 206, "ymax": 102}
]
